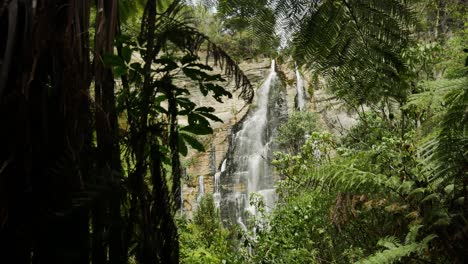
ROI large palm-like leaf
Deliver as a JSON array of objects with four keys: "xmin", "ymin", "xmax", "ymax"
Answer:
[
  {"xmin": 150, "ymin": 0, "xmax": 255, "ymax": 101},
  {"xmin": 119, "ymin": 1, "xmax": 258, "ymax": 262},
  {"xmin": 272, "ymin": 0, "xmax": 415, "ymax": 104}
]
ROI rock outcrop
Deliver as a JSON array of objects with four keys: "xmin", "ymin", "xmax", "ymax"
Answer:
[
  {"xmin": 181, "ymin": 58, "xmax": 359, "ymax": 216},
  {"xmin": 181, "ymin": 58, "xmax": 273, "ymax": 215}
]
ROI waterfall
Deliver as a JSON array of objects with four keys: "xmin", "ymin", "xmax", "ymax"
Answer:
[
  {"xmin": 221, "ymin": 159, "xmax": 227, "ymax": 172},
  {"xmin": 295, "ymin": 67, "xmax": 306, "ymax": 111},
  {"xmin": 213, "ymin": 159, "xmax": 226, "ymax": 208},
  {"xmin": 220, "ymin": 60, "xmax": 285, "ymax": 227},
  {"xmin": 196, "ymin": 175, "xmax": 204, "ymax": 203},
  {"xmin": 213, "ymin": 172, "xmax": 221, "ymax": 208}
]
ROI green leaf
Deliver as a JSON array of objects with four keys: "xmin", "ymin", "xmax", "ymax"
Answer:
[
  {"xmin": 409, "ymin": 187, "xmax": 426, "ymax": 196},
  {"xmin": 433, "ymin": 217, "xmax": 451, "ymax": 226},
  {"xmin": 121, "ymin": 46, "xmax": 133, "ymax": 63},
  {"xmin": 199, "ymin": 82, "xmax": 208, "ymax": 96},
  {"xmin": 175, "ymin": 88, "xmax": 190, "ymax": 96},
  {"xmin": 130, "ymin": 62, "xmax": 142, "ymax": 72},
  {"xmin": 178, "ymin": 110, "xmax": 190, "ymax": 116},
  {"xmin": 421, "ymin": 193, "xmax": 439, "ymax": 203},
  {"xmin": 181, "ymin": 54, "xmax": 199, "ymax": 65},
  {"xmin": 203, "ymin": 83, "xmax": 232, "ymax": 102},
  {"xmin": 182, "ymin": 67, "xmax": 201, "ymax": 81},
  {"xmin": 181, "ymin": 124, "xmax": 213, "ymax": 135},
  {"xmin": 181, "ymin": 132, "xmax": 205, "ymax": 152},
  {"xmin": 114, "ymin": 66, "xmax": 126, "ymax": 77},
  {"xmin": 194, "ymin": 106, "xmax": 223, "ymax": 122},
  {"xmin": 155, "ymin": 95, "xmax": 167, "ymax": 104},
  {"xmin": 178, "ymin": 136, "xmax": 188, "ymax": 156},
  {"xmin": 187, "ymin": 63, "xmax": 214, "ymax": 71},
  {"xmin": 199, "ymin": 112, "xmax": 223, "ymax": 123},
  {"xmin": 444, "ymin": 184, "xmax": 454, "ymax": 194},
  {"xmin": 177, "ymin": 98, "xmax": 196, "ymax": 112},
  {"xmin": 188, "ymin": 113, "xmax": 210, "ymax": 126},
  {"xmin": 154, "ymin": 58, "xmax": 178, "ymax": 72},
  {"xmin": 195, "ymin": 107, "xmax": 216, "ymax": 113},
  {"xmin": 115, "ymin": 34, "xmax": 131, "ymax": 45},
  {"xmin": 103, "ymin": 54, "xmax": 125, "ymax": 67},
  {"xmin": 155, "ymin": 106, "xmax": 168, "ymax": 114}
]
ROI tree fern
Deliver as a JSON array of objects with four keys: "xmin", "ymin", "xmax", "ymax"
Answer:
[
  {"xmin": 404, "ymin": 77, "xmax": 467, "ymax": 113},
  {"xmin": 355, "ymin": 225, "xmax": 436, "ymax": 264},
  {"xmin": 408, "ymin": 77, "xmax": 468, "ymax": 188},
  {"xmin": 275, "ymin": 135, "xmax": 405, "ymax": 195},
  {"xmin": 310, "ymin": 162, "xmax": 390, "ymax": 194},
  {"xmin": 269, "ymin": 0, "xmax": 416, "ymax": 104}
]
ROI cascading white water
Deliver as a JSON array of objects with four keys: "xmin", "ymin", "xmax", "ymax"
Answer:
[
  {"xmin": 295, "ymin": 68, "xmax": 306, "ymax": 111},
  {"xmin": 196, "ymin": 175, "xmax": 205, "ymax": 203},
  {"xmin": 213, "ymin": 172, "xmax": 221, "ymax": 207},
  {"xmin": 213, "ymin": 159, "xmax": 226, "ymax": 208},
  {"xmin": 223, "ymin": 60, "xmax": 280, "ymax": 228},
  {"xmin": 221, "ymin": 159, "xmax": 227, "ymax": 172}
]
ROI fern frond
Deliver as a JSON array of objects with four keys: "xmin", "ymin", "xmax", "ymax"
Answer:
[
  {"xmin": 356, "ymin": 226, "xmax": 436, "ymax": 264},
  {"xmin": 418, "ymin": 77, "xmax": 468, "ymax": 181},
  {"xmin": 270, "ymin": 0, "xmax": 415, "ymax": 104},
  {"xmin": 307, "ymin": 158, "xmax": 393, "ymax": 194},
  {"xmin": 404, "ymin": 224, "xmax": 422, "ymax": 244},
  {"xmin": 404, "ymin": 78, "xmax": 467, "ymax": 113},
  {"xmin": 377, "ymin": 236, "xmax": 401, "ymax": 250}
]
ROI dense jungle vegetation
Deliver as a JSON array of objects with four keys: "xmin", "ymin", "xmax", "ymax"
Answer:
[{"xmin": 0, "ymin": 0, "xmax": 466, "ymax": 263}]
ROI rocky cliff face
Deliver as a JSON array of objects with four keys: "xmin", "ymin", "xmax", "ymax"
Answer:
[
  {"xmin": 181, "ymin": 58, "xmax": 274, "ymax": 215},
  {"xmin": 218, "ymin": 60, "xmax": 288, "ymax": 226},
  {"xmin": 181, "ymin": 59, "xmax": 358, "ymax": 216}
]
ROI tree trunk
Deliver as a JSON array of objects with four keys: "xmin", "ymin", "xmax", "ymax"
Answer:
[
  {"xmin": 0, "ymin": 1, "xmax": 92, "ymax": 263},
  {"xmin": 92, "ymin": 0, "xmax": 124, "ymax": 263}
]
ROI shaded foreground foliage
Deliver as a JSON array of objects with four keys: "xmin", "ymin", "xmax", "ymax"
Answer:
[{"xmin": 0, "ymin": 0, "xmax": 255, "ymax": 263}]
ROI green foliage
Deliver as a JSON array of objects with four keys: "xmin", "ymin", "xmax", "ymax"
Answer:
[
  {"xmin": 402, "ymin": 41, "xmax": 443, "ymax": 81},
  {"xmin": 403, "ymin": 78, "xmax": 466, "ymax": 113},
  {"xmin": 404, "ymin": 76, "xmax": 467, "ymax": 182},
  {"xmin": 356, "ymin": 226, "xmax": 436, "ymax": 264},
  {"xmin": 441, "ymin": 31, "xmax": 468, "ymax": 78},
  {"xmin": 217, "ymin": 0, "xmax": 269, "ymax": 33},
  {"xmin": 426, "ymin": 77, "xmax": 468, "ymax": 180},
  {"xmin": 273, "ymin": 132, "xmax": 333, "ymax": 194},
  {"xmin": 118, "ymin": 0, "xmax": 145, "ymax": 29},
  {"xmin": 194, "ymin": 0, "xmax": 279, "ymax": 60},
  {"xmin": 256, "ymin": 131, "xmax": 425, "ymax": 263},
  {"xmin": 263, "ymin": 92, "xmax": 467, "ymax": 263},
  {"xmin": 341, "ymin": 112, "xmax": 399, "ymax": 151},
  {"xmin": 11, "ymin": 0, "xmax": 467, "ymax": 263},
  {"xmin": 214, "ymin": 1, "xmax": 467, "ymax": 264},
  {"xmin": 276, "ymin": 111, "xmax": 321, "ymax": 154},
  {"xmin": 193, "ymin": 194, "xmax": 222, "ymax": 244},
  {"xmin": 103, "ymin": 1, "xmax": 258, "ymax": 262},
  {"xmin": 252, "ymin": 191, "xmax": 334, "ymax": 264},
  {"xmin": 110, "ymin": 35, "xmax": 228, "ymax": 157},
  {"xmin": 179, "ymin": 194, "xmax": 235, "ymax": 264},
  {"xmin": 415, "ymin": 0, "xmax": 467, "ymax": 42},
  {"xmin": 271, "ymin": 0, "xmax": 415, "ymax": 105}
]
